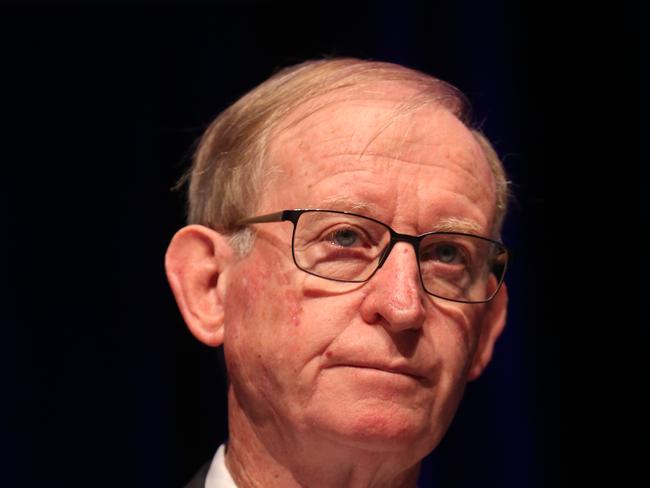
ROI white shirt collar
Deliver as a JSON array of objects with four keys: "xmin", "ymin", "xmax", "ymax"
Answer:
[{"xmin": 205, "ymin": 443, "xmax": 238, "ymax": 488}]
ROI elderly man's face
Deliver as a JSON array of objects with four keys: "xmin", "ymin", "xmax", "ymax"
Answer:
[{"xmin": 221, "ymin": 89, "xmax": 502, "ymax": 459}]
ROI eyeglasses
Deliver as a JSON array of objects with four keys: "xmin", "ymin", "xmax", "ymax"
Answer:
[{"xmin": 237, "ymin": 209, "xmax": 508, "ymax": 304}]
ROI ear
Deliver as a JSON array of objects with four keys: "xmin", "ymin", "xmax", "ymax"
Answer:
[
  {"xmin": 165, "ymin": 225, "xmax": 234, "ymax": 347},
  {"xmin": 466, "ymin": 282, "xmax": 508, "ymax": 381}
]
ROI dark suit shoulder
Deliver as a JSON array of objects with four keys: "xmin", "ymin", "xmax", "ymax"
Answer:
[{"xmin": 184, "ymin": 460, "xmax": 211, "ymax": 488}]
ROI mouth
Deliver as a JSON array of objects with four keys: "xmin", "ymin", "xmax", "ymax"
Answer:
[{"xmin": 333, "ymin": 362, "xmax": 425, "ymax": 381}]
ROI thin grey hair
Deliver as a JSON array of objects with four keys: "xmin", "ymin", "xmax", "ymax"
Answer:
[{"xmin": 178, "ymin": 58, "xmax": 511, "ymax": 256}]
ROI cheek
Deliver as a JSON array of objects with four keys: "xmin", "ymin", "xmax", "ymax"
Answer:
[
  {"xmin": 432, "ymin": 301, "xmax": 482, "ymax": 361},
  {"xmin": 422, "ymin": 304, "xmax": 482, "ymax": 412},
  {"xmin": 222, "ymin": 257, "xmax": 308, "ymax": 385},
  {"xmin": 227, "ymin": 254, "xmax": 299, "ymax": 326}
]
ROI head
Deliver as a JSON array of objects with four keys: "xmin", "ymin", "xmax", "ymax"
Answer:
[{"xmin": 166, "ymin": 58, "xmax": 509, "ymax": 472}]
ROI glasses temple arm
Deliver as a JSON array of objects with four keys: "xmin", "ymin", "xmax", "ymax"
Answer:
[{"xmin": 236, "ymin": 211, "xmax": 287, "ymax": 226}]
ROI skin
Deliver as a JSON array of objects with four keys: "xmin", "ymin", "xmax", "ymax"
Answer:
[{"xmin": 166, "ymin": 84, "xmax": 508, "ymax": 488}]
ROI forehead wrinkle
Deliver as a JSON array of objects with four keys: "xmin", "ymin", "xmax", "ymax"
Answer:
[
  {"xmin": 317, "ymin": 151, "xmax": 493, "ymax": 201},
  {"xmin": 272, "ymin": 95, "xmax": 491, "ymax": 186},
  {"xmin": 303, "ymin": 166, "xmax": 375, "ymax": 185},
  {"xmin": 305, "ymin": 195, "xmax": 382, "ymax": 215},
  {"xmin": 313, "ymin": 131, "xmax": 481, "ymax": 155},
  {"xmin": 432, "ymin": 184, "xmax": 494, "ymax": 210},
  {"xmin": 311, "ymin": 131, "xmax": 489, "ymax": 176},
  {"xmin": 294, "ymin": 156, "xmax": 494, "ymax": 227}
]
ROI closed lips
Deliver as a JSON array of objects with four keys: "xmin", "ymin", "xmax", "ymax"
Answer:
[{"xmin": 331, "ymin": 361, "xmax": 424, "ymax": 380}]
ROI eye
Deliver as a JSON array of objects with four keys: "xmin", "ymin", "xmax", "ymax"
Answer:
[
  {"xmin": 435, "ymin": 244, "xmax": 461, "ymax": 263},
  {"xmin": 327, "ymin": 228, "xmax": 361, "ymax": 247},
  {"xmin": 421, "ymin": 242, "xmax": 466, "ymax": 265}
]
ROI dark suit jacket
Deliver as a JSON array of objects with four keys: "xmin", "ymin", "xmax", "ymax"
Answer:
[{"xmin": 184, "ymin": 461, "xmax": 211, "ymax": 488}]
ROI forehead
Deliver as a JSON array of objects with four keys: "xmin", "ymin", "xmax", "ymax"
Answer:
[{"xmin": 262, "ymin": 86, "xmax": 496, "ymax": 232}]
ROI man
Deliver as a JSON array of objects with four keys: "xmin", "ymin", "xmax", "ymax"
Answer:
[{"xmin": 166, "ymin": 58, "xmax": 510, "ymax": 488}]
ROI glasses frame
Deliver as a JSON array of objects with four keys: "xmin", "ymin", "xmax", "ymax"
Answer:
[{"xmin": 237, "ymin": 209, "xmax": 508, "ymax": 304}]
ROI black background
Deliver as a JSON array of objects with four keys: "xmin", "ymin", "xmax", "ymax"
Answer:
[{"xmin": 1, "ymin": 1, "xmax": 642, "ymax": 487}]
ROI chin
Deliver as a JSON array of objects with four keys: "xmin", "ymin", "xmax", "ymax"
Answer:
[{"xmin": 308, "ymin": 399, "xmax": 438, "ymax": 454}]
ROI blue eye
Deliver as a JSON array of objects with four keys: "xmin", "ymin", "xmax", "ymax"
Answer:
[
  {"xmin": 435, "ymin": 244, "xmax": 460, "ymax": 263},
  {"xmin": 328, "ymin": 228, "xmax": 359, "ymax": 247}
]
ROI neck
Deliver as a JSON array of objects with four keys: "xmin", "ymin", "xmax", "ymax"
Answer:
[{"xmin": 224, "ymin": 388, "xmax": 421, "ymax": 488}]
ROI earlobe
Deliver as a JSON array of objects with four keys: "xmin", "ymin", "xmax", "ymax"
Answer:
[
  {"xmin": 165, "ymin": 225, "xmax": 234, "ymax": 347},
  {"xmin": 466, "ymin": 282, "xmax": 508, "ymax": 381}
]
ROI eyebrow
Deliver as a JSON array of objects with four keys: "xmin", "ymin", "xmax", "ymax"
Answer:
[
  {"xmin": 429, "ymin": 217, "xmax": 484, "ymax": 235},
  {"xmin": 309, "ymin": 197, "xmax": 484, "ymax": 236}
]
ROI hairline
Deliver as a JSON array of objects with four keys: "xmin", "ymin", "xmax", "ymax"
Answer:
[{"xmin": 186, "ymin": 59, "xmax": 509, "ymax": 256}]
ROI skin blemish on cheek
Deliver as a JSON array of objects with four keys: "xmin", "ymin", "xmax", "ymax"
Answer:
[
  {"xmin": 285, "ymin": 289, "xmax": 302, "ymax": 328},
  {"xmin": 325, "ymin": 351, "xmax": 333, "ymax": 358}
]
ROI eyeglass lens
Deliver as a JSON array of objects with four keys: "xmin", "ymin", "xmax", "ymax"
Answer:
[{"xmin": 292, "ymin": 210, "xmax": 506, "ymax": 303}]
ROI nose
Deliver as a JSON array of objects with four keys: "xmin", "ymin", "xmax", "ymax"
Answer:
[{"xmin": 359, "ymin": 242, "xmax": 426, "ymax": 332}]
